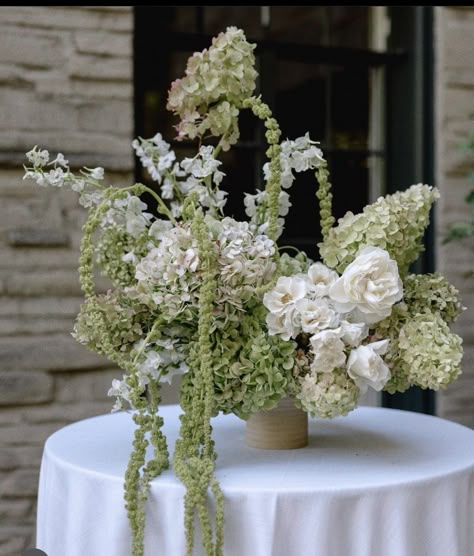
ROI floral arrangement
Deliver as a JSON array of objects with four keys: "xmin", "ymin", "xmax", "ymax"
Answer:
[{"xmin": 24, "ymin": 27, "xmax": 463, "ymax": 556}]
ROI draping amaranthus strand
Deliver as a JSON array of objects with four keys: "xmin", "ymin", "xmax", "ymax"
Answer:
[
  {"xmin": 78, "ymin": 188, "xmax": 169, "ymax": 556},
  {"xmin": 315, "ymin": 162, "xmax": 335, "ymax": 242},
  {"xmin": 174, "ymin": 209, "xmax": 224, "ymax": 556},
  {"xmin": 243, "ymin": 96, "xmax": 282, "ymax": 298},
  {"xmin": 242, "ymin": 97, "xmax": 282, "ymax": 243}
]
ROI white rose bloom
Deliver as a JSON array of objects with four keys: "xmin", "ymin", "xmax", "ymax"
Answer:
[
  {"xmin": 309, "ymin": 329, "xmax": 346, "ymax": 373},
  {"xmin": 296, "ymin": 298, "xmax": 340, "ymax": 334},
  {"xmin": 266, "ymin": 309, "xmax": 299, "ymax": 341},
  {"xmin": 307, "ymin": 262, "xmax": 339, "ymax": 297},
  {"xmin": 263, "ymin": 275, "xmax": 307, "ymax": 316},
  {"xmin": 339, "ymin": 320, "xmax": 369, "ymax": 347},
  {"xmin": 329, "ymin": 246, "xmax": 403, "ymax": 324},
  {"xmin": 346, "ymin": 340, "xmax": 391, "ymax": 393}
]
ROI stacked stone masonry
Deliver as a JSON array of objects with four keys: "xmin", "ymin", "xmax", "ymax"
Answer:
[
  {"xmin": 435, "ymin": 7, "xmax": 474, "ymax": 429},
  {"xmin": 0, "ymin": 7, "xmax": 135, "ymax": 554}
]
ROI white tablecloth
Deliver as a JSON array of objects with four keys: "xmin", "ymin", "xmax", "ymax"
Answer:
[{"xmin": 37, "ymin": 406, "xmax": 474, "ymax": 556}]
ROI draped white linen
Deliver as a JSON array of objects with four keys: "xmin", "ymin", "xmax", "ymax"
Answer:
[{"xmin": 37, "ymin": 406, "xmax": 474, "ymax": 556}]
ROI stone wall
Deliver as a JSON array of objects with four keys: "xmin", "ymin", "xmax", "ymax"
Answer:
[
  {"xmin": 435, "ymin": 7, "xmax": 474, "ymax": 428},
  {"xmin": 0, "ymin": 7, "xmax": 134, "ymax": 554}
]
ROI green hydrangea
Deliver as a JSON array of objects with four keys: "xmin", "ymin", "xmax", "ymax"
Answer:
[
  {"xmin": 403, "ymin": 273, "xmax": 463, "ymax": 324},
  {"xmin": 388, "ymin": 312, "xmax": 463, "ymax": 392},
  {"xmin": 73, "ymin": 291, "xmax": 152, "ymax": 356},
  {"xmin": 279, "ymin": 251, "xmax": 311, "ymax": 277},
  {"xmin": 319, "ymin": 184, "xmax": 439, "ymax": 275},
  {"xmin": 167, "ymin": 27, "xmax": 257, "ymax": 150},
  {"xmin": 296, "ymin": 368, "xmax": 359, "ymax": 419},
  {"xmin": 181, "ymin": 308, "xmax": 295, "ymax": 420},
  {"xmin": 96, "ymin": 227, "xmax": 148, "ymax": 288}
]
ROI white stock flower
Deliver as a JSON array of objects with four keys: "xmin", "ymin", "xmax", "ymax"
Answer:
[
  {"xmin": 89, "ymin": 167, "xmax": 104, "ymax": 180},
  {"xmin": 263, "ymin": 275, "xmax": 307, "ymax": 316},
  {"xmin": 296, "ymin": 298, "xmax": 339, "ymax": 334},
  {"xmin": 339, "ymin": 320, "xmax": 369, "ymax": 347},
  {"xmin": 329, "ymin": 246, "xmax": 403, "ymax": 324},
  {"xmin": 26, "ymin": 146, "xmax": 49, "ymax": 167},
  {"xmin": 309, "ymin": 329, "xmax": 346, "ymax": 373},
  {"xmin": 306, "ymin": 262, "xmax": 339, "ymax": 297},
  {"xmin": 346, "ymin": 340, "xmax": 391, "ymax": 393}
]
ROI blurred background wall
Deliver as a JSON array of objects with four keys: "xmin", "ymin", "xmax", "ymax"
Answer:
[
  {"xmin": 435, "ymin": 7, "xmax": 474, "ymax": 428},
  {"xmin": 0, "ymin": 7, "xmax": 134, "ymax": 553},
  {"xmin": 0, "ymin": 6, "xmax": 472, "ymax": 554}
]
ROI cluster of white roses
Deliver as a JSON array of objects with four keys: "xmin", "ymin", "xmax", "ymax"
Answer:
[{"xmin": 264, "ymin": 246, "xmax": 403, "ymax": 400}]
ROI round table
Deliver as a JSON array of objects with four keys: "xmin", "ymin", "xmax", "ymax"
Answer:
[{"xmin": 36, "ymin": 406, "xmax": 474, "ymax": 556}]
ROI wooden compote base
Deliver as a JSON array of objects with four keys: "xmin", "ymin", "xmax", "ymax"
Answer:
[{"xmin": 246, "ymin": 397, "xmax": 308, "ymax": 449}]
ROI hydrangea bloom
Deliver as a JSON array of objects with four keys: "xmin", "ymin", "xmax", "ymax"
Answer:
[
  {"xmin": 319, "ymin": 184, "xmax": 439, "ymax": 275},
  {"xmin": 297, "ymin": 368, "xmax": 359, "ymax": 419},
  {"xmin": 167, "ymin": 27, "xmax": 257, "ymax": 149}
]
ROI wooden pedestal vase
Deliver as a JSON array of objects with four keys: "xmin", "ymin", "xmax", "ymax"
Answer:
[{"xmin": 246, "ymin": 396, "xmax": 308, "ymax": 449}]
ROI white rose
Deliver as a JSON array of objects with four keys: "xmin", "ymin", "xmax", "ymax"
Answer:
[
  {"xmin": 306, "ymin": 262, "xmax": 339, "ymax": 297},
  {"xmin": 296, "ymin": 298, "xmax": 340, "ymax": 334},
  {"xmin": 329, "ymin": 246, "xmax": 403, "ymax": 324},
  {"xmin": 340, "ymin": 320, "xmax": 369, "ymax": 347},
  {"xmin": 310, "ymin": 329, "xmax": 346, "ymax": 373},
  {"xmin": 266, "ymin": 308, "xmax": 299, "ymax": 341},
  {"xmin": 346, "ymin": 340, "xmax": 391, "ymax": 393},
  {"xmin": 263, "ymin": 275, "xmax": 307, "ymax": 316}
]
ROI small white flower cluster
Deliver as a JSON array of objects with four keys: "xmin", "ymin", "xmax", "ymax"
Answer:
[
  {"xmin": 133, "ymin": 138, "xmax": 228, "ymax": 218},
  {"xmin": 23, "ymin": 146, "xmax": 106, "ymax": 208},
  {"xmin": 264, "ymin": 246, "xmax": 403, "ymax": 412},
  {"xmin": 108, "ymin": 333, "xmax": 190, "ymax": 411},
  {"xmin": 103, "ymin": 194, "xmax": 153, "ymax": 238},
  {"xmin": 132, "ymin": 133, "xmax": 176, "ymax": 184},
  {"xmin": 244, "ymin": 134, "xmax": 324, "ymax": 237}
]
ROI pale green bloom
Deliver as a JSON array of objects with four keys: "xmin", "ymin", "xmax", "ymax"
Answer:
[
  {"xmin": 296, "ymin": 368, "xmax": 359, "ymax": 419},
  {"xmin": 319, "ymin": 184, "xmax": 439, "ymax": 275},
  {"xmin": 385, "ymin": 312, "xmax": 463, "ymax": 393},
  {"xmin": 167, "ymin": 27, "xmax": 257, "ymax": 149}
]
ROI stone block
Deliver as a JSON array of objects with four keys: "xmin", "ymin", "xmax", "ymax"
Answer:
[
  {"xmin": 1, "ymin": 469, "xmax": 39, "ymax": 497},
  {"xmin": 74, "ymin": 29, "xmax": 132, "ymax": 56},
  {"xmin": 0, "ymin": 27, "xmax": 63, "ymax": 68},
  {"xmin": 0, "ymin": 499, "xmax": 33, "ymax": 520},
  {"xmin": 4, "ymin": 447, "xmax": 42, "ymax": 469},
  {"xmin": 78, "ymin": 100, "xmax": 132, "ymax": 134},
  {"xmin": 4, "ymin": 270, "xmax": 81, "ymax": 297},
  {"xmin": 68, "ymin": 53, "xmax": 131, "ymax": 81},
  {"xmin": 0, "ymin": 527, "xmax": 31, "ymax": 555},
  {"xmin": 0, "ymin": 334, "xmax": 110, "ymax": 372},
  {"xmin": 23, "ymin": 401, "xmax": 113, "ymax": 424},
  {"xmin": 0, "ymin": 450, "xmax": 18, "ymax": 471},
  {"xmin": 70, "ymin": 77, "xmax": 133, "ymax": 101},
  {"xmin": 7, "ymin": 229, "xmax": 70, "ymax": 248},
  {"xmin": 0, "ymin": 249, "xmax": 79, "ymax": 270},
  {"xmin": 0, "ymin": 7, "xmax": 133, "ymax": 32},
  {"xmin": 0, "ymin": 316, "xmax": 75, "ymax": 336},
  {"xmin": 0, "ymin": 372, "xmax": 53, "ymax": 406},
  {"xmin": 54, "ymin": 368, "xmax": 120, "ymax": 402},
  {"xmin": 0, "ymin": 88, "xmax": 79, "ymax": 131},
  {"xmin": 0, "ymin": 297, "xmax": 82, "ymax": 317},
  {"xmin": 0, "ymin": 422, "xmax": 64, "ymax": 445}
]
